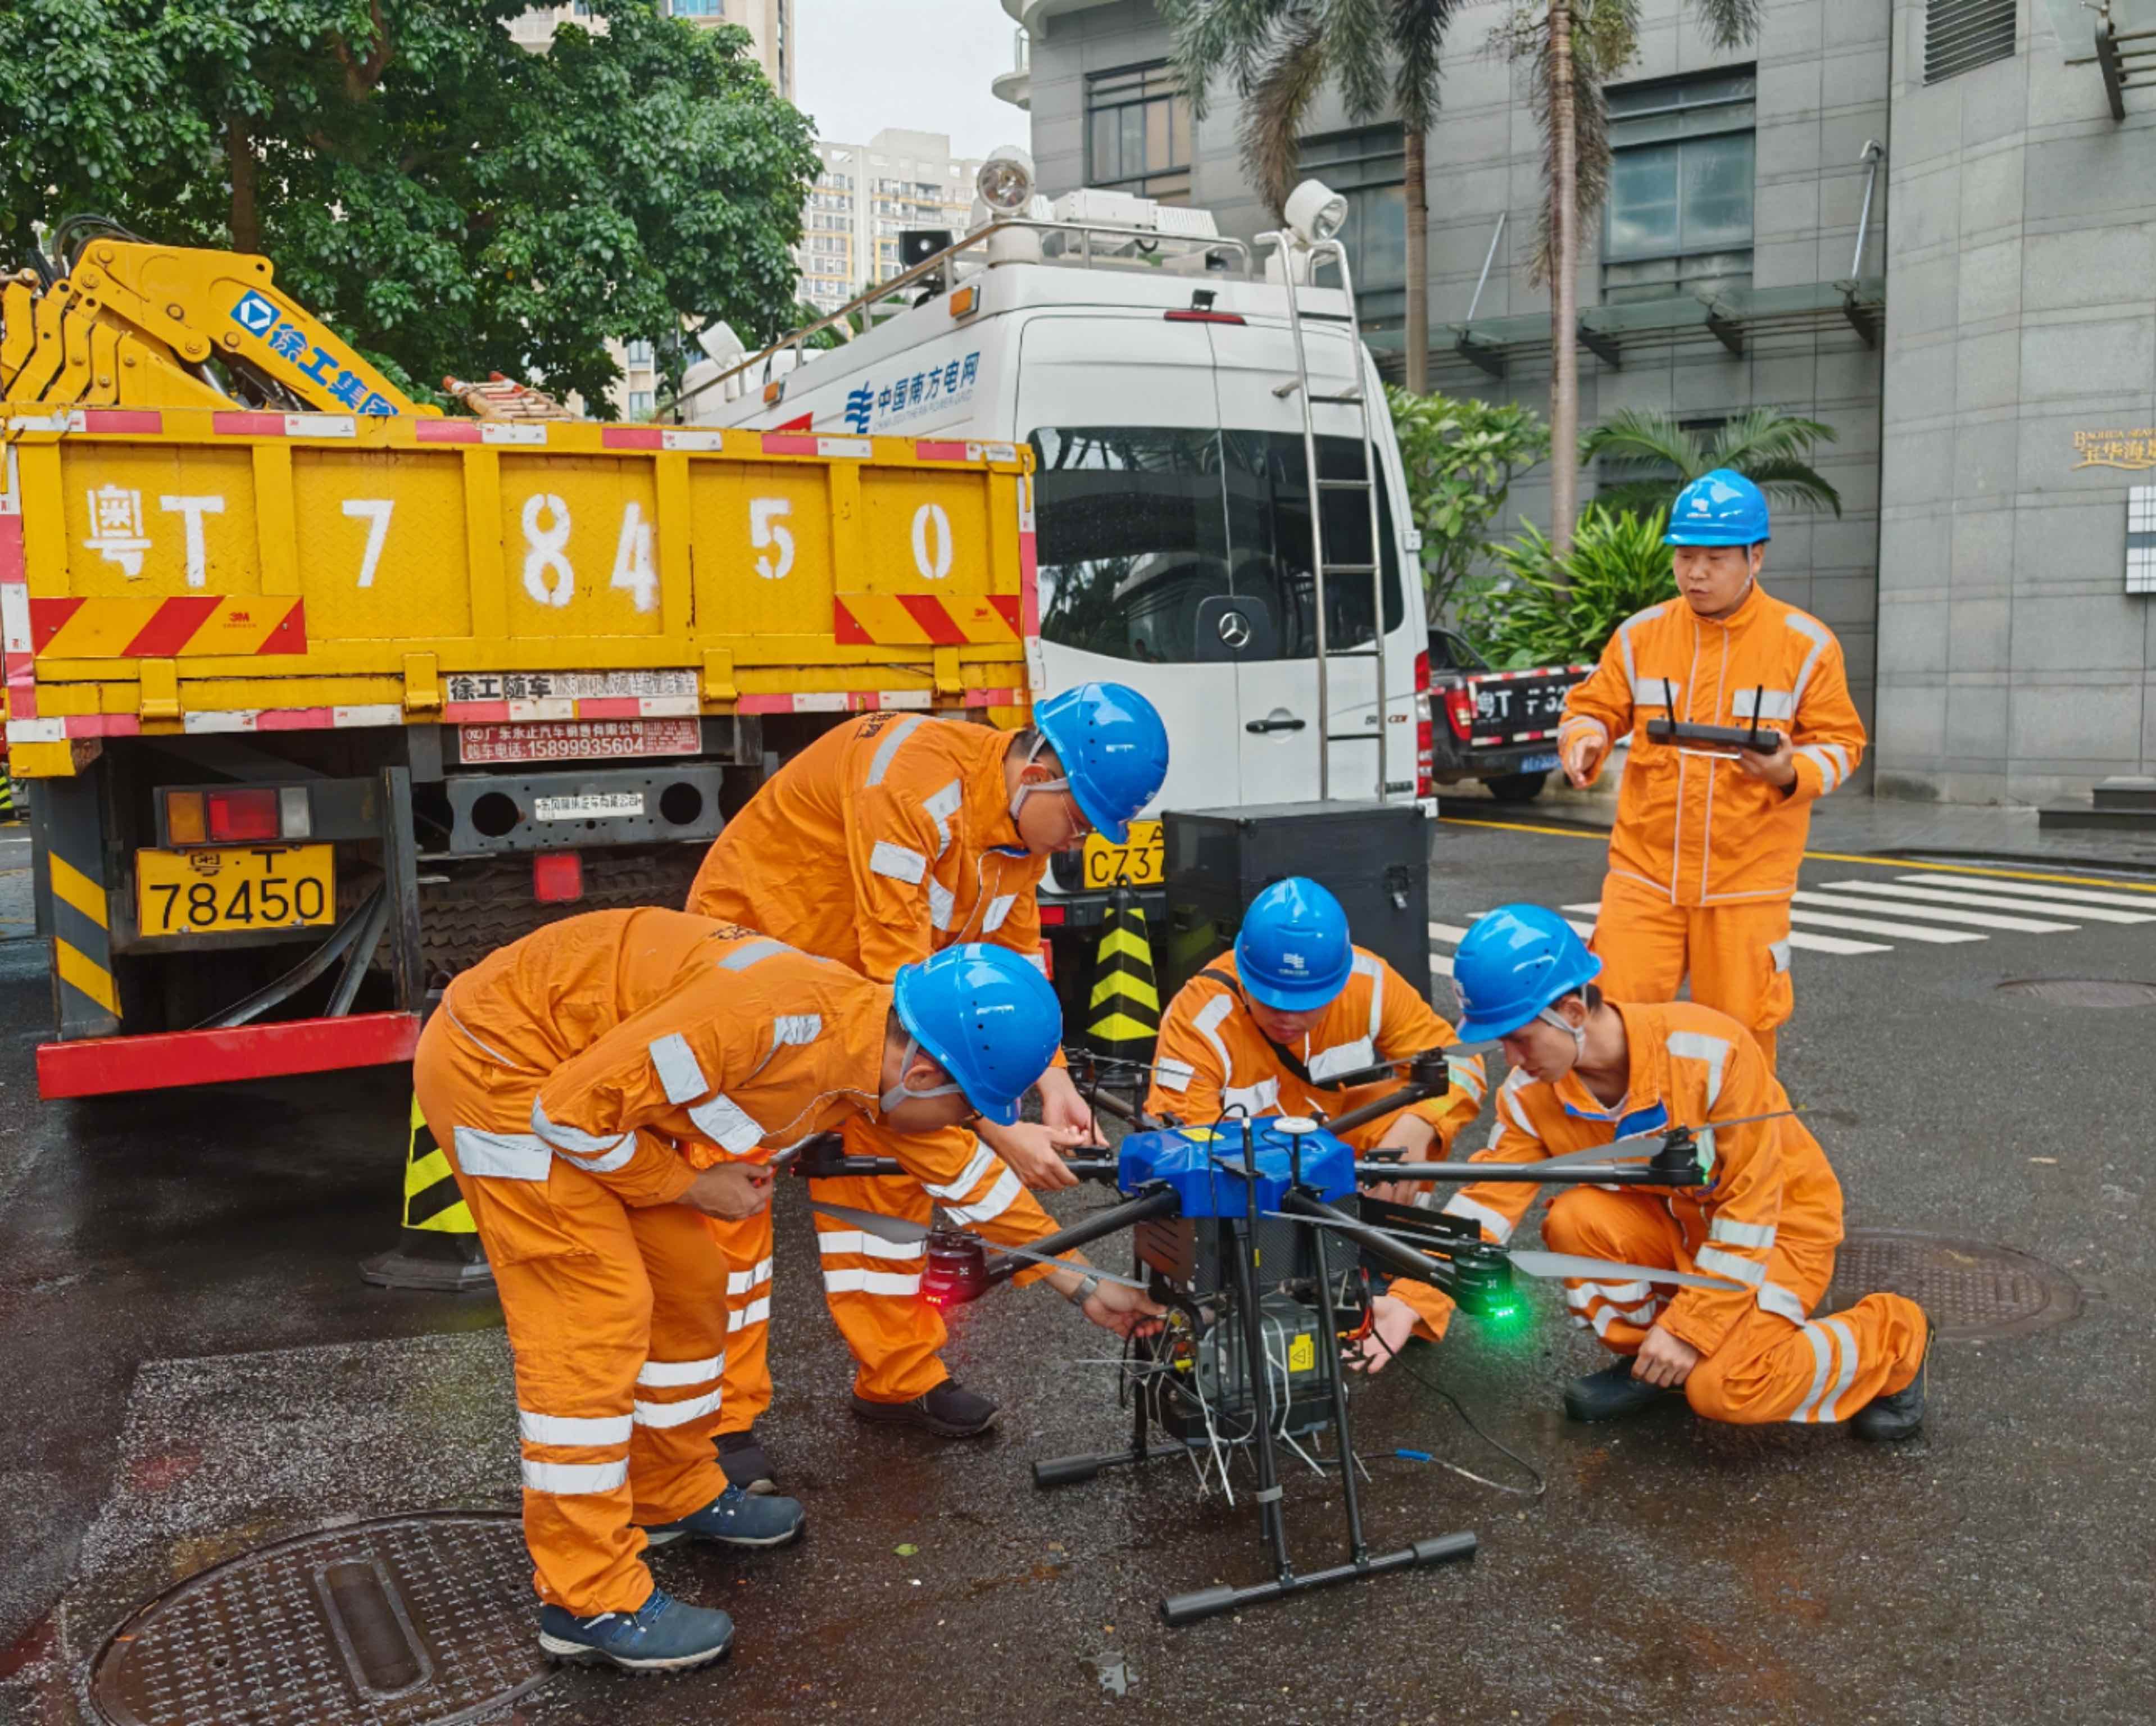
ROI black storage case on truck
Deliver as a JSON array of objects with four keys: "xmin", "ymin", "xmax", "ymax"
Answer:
[{"xmin": 1161, "ymin": 801, "xmax": 1431, "ymax": 1002}]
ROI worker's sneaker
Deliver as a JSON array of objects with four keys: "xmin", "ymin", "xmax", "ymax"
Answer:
[
  {"xmin": 643, "ymin": 1483, "xmax": 805, "ymax": 1550},
  {"xmin": 1562, "ymin": 1359, "xmax": 1679, "ymax": 1423},
  {"xmin": 537, "ymin": 1588, "xmax": 733, "ymax": 1673},
  {"xmin": 716, "ymin": 1427, "xmax": 778, "ymax": 1495},
  {"xmin": 851, "ymin": 1378, "xmax": 999, "ymax": 1437},
  {"xmin": 1852, "ymin": 1320, "xmax": 1933, "ymax": 1443}
]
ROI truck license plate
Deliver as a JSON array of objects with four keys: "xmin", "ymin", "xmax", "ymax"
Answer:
[
  {"xmin": 1081, "ymin": 819, "xmax": 1163, "ymax": 889},
  {"xmin": 459, "ymin": 717, "xmax": 700, "ymax": 764},
  {"xmin": 1520, "ymin": 752, "xmax": 1560, "ymax": 774},
  {"xmin": 135, "ymin": 845, "xmax": 335, "ymax": 937}
]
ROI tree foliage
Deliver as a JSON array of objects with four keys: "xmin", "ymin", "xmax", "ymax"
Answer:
[
  {"xmin": 0, "ymin": 0, "xmax": 817, "ymax": 412},
  {"xmin": 1458, "ymin": 503, "xmax": 1674, "ymax": 667},
  {"xmin": 1386, "ymin": 385, "xmax": 1549, "ymax": 620},
  {"xmin": 1582, "ymin": 407, "xmax": 1841, "ymax": 520}
]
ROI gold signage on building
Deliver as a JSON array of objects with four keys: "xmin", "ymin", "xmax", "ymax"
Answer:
[{"xmin": 2072, "ymin": 428, "xmax": 2156, "ymax": 471}]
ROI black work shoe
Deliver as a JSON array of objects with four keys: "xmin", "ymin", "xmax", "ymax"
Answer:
[
  {"xmin": 1853, "ymin": 1319, "xmax": 1933, "ymax": 1442},
  {"xmin": 1563, "ymin": 1359, "xmax": 1679, "ymax": 1423},
  {"xmin": 851, "ymin": 1378, "xmax": 999, "ymax": 1437},
  {"xmin": 716, "ymin": 1428, "xmax": 777, "ymax": 1496}
]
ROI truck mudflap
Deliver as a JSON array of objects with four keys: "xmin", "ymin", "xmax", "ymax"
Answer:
[{"xmin": 37, "ymin": 1010, "xmax": 421, "ymax": 1099}]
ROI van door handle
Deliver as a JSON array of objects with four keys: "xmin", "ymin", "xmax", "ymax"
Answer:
[{"xmin": 1245, "ymin": 716, "xmax": 1307, "ymax": 734}]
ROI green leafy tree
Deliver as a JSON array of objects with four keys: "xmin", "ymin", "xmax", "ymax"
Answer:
[
  {"xmin": 1385, "ymin": 385, "xmax": 1549, "ymax": 620},
  {"xmin": 1164, "ymin": 0, "xmax": 1464, "ymax": 393},
  {"xmin": 1458, "ymin": 503, "xmax": 1674, "ymax": 667},
  {"xmin": 0, "ymin": 0, "xmax": 816, "ymax": 413},
  {"xmin": 1582, "ymin": 407, "xmax": 1841, "ymax": 520}
]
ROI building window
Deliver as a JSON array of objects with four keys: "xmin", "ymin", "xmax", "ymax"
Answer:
[
  {"xmin": 1601, "ymin": 69, "xmax": 1754, "ymax": 306},
  {"xmin": 624, "ymin": 339, "xmax": 655, "ymax": 367},
  {"xmin": 1086, "ymin": 62, "xmax": 1192, "ymax": 204},
  {"xmin": 670, "ymin": 1, "xmax": 721, "ymax": 16},
  {"xmin": 626, "ymin": 389, "xmax": 656, "ymax": 419},
  {"xmin": 1299, "ymin": 124, "xmax": 1406, "ymax": 340},
  {"xmin": 1925, "ymin": 0, "xmax": 2016, "ymax": 83}
]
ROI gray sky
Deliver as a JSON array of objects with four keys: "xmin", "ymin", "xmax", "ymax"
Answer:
[{"xmin": 794, "ymin": 1, "xmax": 1031, "ymax": 159}]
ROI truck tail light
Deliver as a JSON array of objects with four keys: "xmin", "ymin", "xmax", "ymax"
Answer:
[
  {"xmin": 165, "ymin": 785, "xmax": 314, "ymax": 846},
  {"xmin": 1414, "ymin": 648, "xmax": 1435, "ymax": 800},
  {"xmin": 207, "ymin": 788, "xmax": 280, "ymax": 842},
  {"xmin": 533, "ymin": 851, "xmax": 584, "ymax": 905},
  {"xmin": 165, "ymin": 791, "xmax": 207, "ymax": 846},
  {"xmin": 1443, "ymin": 685, "xmax": 1476, "ymax": 743}
]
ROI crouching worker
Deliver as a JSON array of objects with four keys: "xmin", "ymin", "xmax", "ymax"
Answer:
[
  {"xmin": 1141, "ymin": 877, "xmax": 1486, "ymax": 1180},
  {"xmin": 1356, "ymin": 905, "xmax": 1932, "ymax": 1440},
  {"xmin": 413, "ymin": 912, "xmax": 1160, "ymax": 1674}
]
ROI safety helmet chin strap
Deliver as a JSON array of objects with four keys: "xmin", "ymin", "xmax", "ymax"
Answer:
[
  {"xmin": 1536, "ymin": 1004, "xmax": 1588, "ymax": 1060},
  {"xmin": 1008, "ymin": 732, "xmax": 1073, "ymax": 824},
  {"xmin": 879, "ymin": 1035, "xmax": 966, "ymax": 1116}
]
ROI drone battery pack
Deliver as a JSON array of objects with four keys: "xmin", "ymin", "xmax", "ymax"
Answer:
[{"xmin": 1118, "ymin": 1121, "xmax": 1358, "ymax": 1216}]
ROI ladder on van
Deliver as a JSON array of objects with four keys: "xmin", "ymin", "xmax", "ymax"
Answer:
[{"xmin": 1256, "ymin": 232, "xmax": 1387, "ymax": 803}]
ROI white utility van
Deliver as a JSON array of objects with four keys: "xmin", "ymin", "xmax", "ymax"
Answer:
[{"xmin": 681, "ymin": 178, "xmax": 1433, "ymax": 925}]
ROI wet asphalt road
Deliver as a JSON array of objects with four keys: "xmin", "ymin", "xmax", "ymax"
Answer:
[{"xmin": 1, "ymin": 815, "xmax": 2152, "ymax": 1725}]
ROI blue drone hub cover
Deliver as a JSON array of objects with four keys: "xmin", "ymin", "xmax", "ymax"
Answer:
[{"xmin": 1116, "ymin": 1120, "xmax": 1358, "ymax": 1218}]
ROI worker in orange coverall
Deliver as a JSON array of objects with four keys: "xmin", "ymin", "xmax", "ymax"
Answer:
[
  {"xmin": 686, "ymin": 683, "xmax": 1169, "ymax": 1475},
  {"xmin": 1360, "ymin": 905, "xmax": 1931, "ymax": 1440},
  {"xmin": 1557, "ymin": 470, "xmax": 1866, "ymax": 1069},
  {"xmin": 413, "ymin": 913, "xmax": 1158, "ymax": 1674},
  {"xmin": 1141, "ymin": 876, "xmax": 1486, "ymax": 1186}
]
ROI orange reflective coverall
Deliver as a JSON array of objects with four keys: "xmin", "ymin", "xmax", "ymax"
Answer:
[
  {"xmin": 687, "ymin": 712, "xmax": 1061, "ymax": 1407},
  {"xmin": 411, "ymin": 909, "xmax": 894, "ymax": 1615},
  {"xmin": 1141, "ymin": 947, "xmax": 1486, "ymax": 1156},
  {"xmin": 1558, "ymin": 584, "xmax": 1866, "ymax": 1068},
  {"xmin": 1392, "ymin": 1001, "xmax": 1926, "ymax": 1425}
]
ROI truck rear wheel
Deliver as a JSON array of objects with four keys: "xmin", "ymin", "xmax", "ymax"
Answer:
[
  {"xmin": 418, "ymin": 846, "xmax": 707, "ymax": 987},
  {"xmin": 1483, "ymin": 771, "xmax": 1548, "ymax": 803}
]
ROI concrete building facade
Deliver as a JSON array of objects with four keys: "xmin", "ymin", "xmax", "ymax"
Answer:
[
  {"xmin": 797, "ymin": 130, "xmax": 990, "ymax": 316},
  {"xmin": 512, "ymin": 1, "xmax": 793, "ymax": 98},
  {"xmin": 996, "ymin": 0, "xmax": 2156, "ymax": 807}
]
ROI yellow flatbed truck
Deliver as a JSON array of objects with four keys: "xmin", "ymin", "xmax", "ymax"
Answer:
[{"xmin": 2, "ymin": 238, "xmax": 1036, "ymax": 1097}]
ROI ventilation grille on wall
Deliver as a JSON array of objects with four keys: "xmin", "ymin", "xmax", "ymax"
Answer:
[{"xmin": 1926, "ymin": 0, "xmax": 2018, "ymax": 83}]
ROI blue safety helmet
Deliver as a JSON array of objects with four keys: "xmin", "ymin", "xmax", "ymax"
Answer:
[
  {"xmin": 1031, "ymin": 682, "xmax": 1170, "ymax": 845},
  {"xmin": 891, "ymin": 943, "xmax": 1062, "ymax": 1127},
  {"xmin": 1665, "ymin": 468, "xmax": 1771, "ymax": 547},
  {"xmin": 1235, "ymin": 876, "xmax": 1355, "ymax": 1012},
  {"xmin": 1452, "ymin": 904, "xmax": 1603, "ymax": 1042}
]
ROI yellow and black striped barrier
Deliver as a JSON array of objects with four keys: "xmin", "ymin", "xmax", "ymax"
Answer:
[
  {"xmin": 1087, "ymin": 884, "xmax": 1160, "ymax": 1058},
  {"xmin": 359, "ymin": 1094, "xmax": 494, "ymax": 1292}
]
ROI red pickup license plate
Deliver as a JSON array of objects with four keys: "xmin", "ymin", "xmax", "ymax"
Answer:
[{"xmin": 458, "ymin": 718, "xmax": 701, "ymax": 764}]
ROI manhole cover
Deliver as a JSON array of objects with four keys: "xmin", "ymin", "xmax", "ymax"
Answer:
[
  {"xmin": 1995, "ymin": 977, "xmax": 2156, "ymax": 1008},
  {"xmin": 1825, "ymin": 1229, "xmax": 2081, "ymax": 1341},
  {"xmin": 91, "ymin": 1513, "xmax": 552, "ymax": 1726}
]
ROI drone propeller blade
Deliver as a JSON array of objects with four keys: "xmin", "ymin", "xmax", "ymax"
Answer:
[
  {"xmin": 1532, "ymin": 1107, "xmax": 1806, "ymax": 1171},
  {"xmin": 1505, "ymin": 1250, "xmax": 1745, "ymax": 1293},
  {"xmin": 980, "ymin": 1239, "xmax": 1153, "ymax": 1293},
  {"xmin": 807, "ymin": 1200, "xmax": 930, "ymax": 1247}
]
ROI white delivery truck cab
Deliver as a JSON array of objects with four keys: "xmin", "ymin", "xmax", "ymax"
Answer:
[{"xmin": 682, "ymin": 178, "xmax": 1432, "ymax": 934}]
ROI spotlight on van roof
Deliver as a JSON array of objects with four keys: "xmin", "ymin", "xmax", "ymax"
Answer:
[
  {"xmin": 1283, "ymin": 178, "xmax": 1349, "ymax": 246},
  {"xmin": 977, "ymin": 147, "xmax": 1036, "ymax": 215}
]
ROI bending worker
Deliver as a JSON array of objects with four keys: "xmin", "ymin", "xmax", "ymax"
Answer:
[
  {"xmin": 1141, "ymin": 877, "xmax": 1487, "ymax": 1186},
  {"xmin": 413, "ymin": 912, "xmax": 1159, "ymax": 1675},
  {"xmin": 687, "ymin": 684, "xmax": 1169, "ymax": 1466},
  {"xmin": 1557, "ymin": 469, "xmax": 1865, "ymax": 1068},
  {"xmin": 1359, "ymin": 905, "xmax": 1931, "ymax": 1440}
]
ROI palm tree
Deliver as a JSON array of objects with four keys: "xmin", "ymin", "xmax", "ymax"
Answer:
[
  {"xmin": 1163, "ymin": 0, "xmax": 1463, "ymax": 394},
  {"xmin": 1495, "ymin": 0, "xmax": 1760, "ymax": 553},
  {"xmin": 1581, "ymin": 407, "xmax": 1842, "ymax": 521}
]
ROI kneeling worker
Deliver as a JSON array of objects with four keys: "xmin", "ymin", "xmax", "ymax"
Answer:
[
  {"xmin": 1359, "ymin": 905, "xmax": 1931, "ymax": 1439},
  {"xmin": 1141, "ymin": 877, "xmax": 1487, "ymax": 1178},
  {"xmin": 414, "ymin": 912, "xmax": 1159, "ymax": 1674}
]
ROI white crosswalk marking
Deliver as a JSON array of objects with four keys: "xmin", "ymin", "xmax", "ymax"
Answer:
[
  {"xmin": 1429, "ymin": 921, "xmax": 1470, "ymax": 943},
  {"xmin": 1817, "ymin": 880, "xmax": 2156, "ymax": 924},
  {"xmin": 1558, "ymin": 902, "xmax": 1887, "ymax": 956},
  {"xmin": 1895, "ymin": 874, "xmax": 2156, "ymax": 914},
  {"xmin": 1791, "ymin": 890, "xmax": 2077, "ymax": 934},
  {"xmin": 1788, "ymin": 907, "xmax": 1984, "ymax": 943}
]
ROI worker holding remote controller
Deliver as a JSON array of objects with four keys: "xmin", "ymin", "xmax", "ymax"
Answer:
[{"xmin": 1555, "ymin": 470, "xmax": 1865, "ymax": 1070}]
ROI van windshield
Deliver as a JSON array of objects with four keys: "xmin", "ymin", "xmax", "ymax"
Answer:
[{"xmin": 1029, "ymin": 426, "xmax": 1405, "ymax": 667}]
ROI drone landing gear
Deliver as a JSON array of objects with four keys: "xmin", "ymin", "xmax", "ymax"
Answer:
[{"xmin": 1033, "ymin": 1200, "xmax": 1477, "ymax": 1625}]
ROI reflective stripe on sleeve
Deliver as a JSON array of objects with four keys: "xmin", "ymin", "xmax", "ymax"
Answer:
[
  {"xmin": 1447, "ymin": 1057, "xmax": 1488, "ymax": 1103},
  {"xmin": 718, "ymin": 938, "xmax": 786, "ymax": 971},
  {"xmin": 941, "ymin": 1167, "xmax": 1023, "ymax": 1225},
  {"xmin": 528, "ymin": 1101, "xmax": 635, "ymax": 1161},
  {"xmin": 688, "ymin": 1092, "xmax": 765, "ymax": 1154},
  {"xmin": 519, "ymin": 1410, "xmax": 633, "ymax": 1447},
  {"xmin": 727, "ymin": 1296, "xmax": 771, "ymax": 1333},
  {"xmin": 1786, "ymin": 612, "xmax": 1831, "ymax": 705},
  {"xmin": 1709, "ymin": 1216, "xmax": 1776, "ymax": 1249},
  {"xmin": 634, "ymin": 1387, "xmax": 724, "ymax": 1429},
  {"xmin": 521, "ymin": 1459, "xmax": 629, "ymax": 1495},
  {"xmin": 823, "ymin": 1267, "xmax": 923, "ymax": 1296},
  {"xmin": 1795, "ymin": 743, "xmax": 1843, "ymax": 792},
  {"xmin": 727, "ymin": 1257, "xmax": 774, "ymax": 1295},
  {"xmin": 927, "ymin": 879, "xmax": 955, "ymax": 930},
  {"xmin": 637, "ymin": 1353, "xmax": 723, "ymax": 1388},
  {"xmin": 1155, "ymin": 1057, "xmax": 1195, "ymax": 1093},
  {"xmin": 773, "ymin": 1014, "xmax": 821, "ymax": 1047},
  {"xmin": 869, "ymin": 841, "xmax": 928, "ymax": 884},
  {"xmin": 1695, "ymin": 1246, "xmax": 1766, "ymax": 1287},
  {"xmin": 923, "ymin": 1144, "xmax": 998, "ymax": 1201},
  {"xmin": 569, "ymin": 1134, "xmax": 639, "ymax": 1174},
  {"xmin": 1758, "ymin": 1280, "xmax": 1809, "ymax": 1324},
  {"xmin": 1438, "ymin": 1193, "xmax": 1515, "ymax": 1243},
  {"xmin": 452, "ymin": 1127, "xmax": 551, "ymax": 1182},
  {"xmin": 923, "ymin": 778, "xmax": 964, "ymax": 855},
  {"xmin": 648, "ymin": 1033, "xmax": 709, "ymax": 1105},
  {"xmin": 864, "ymin": 714, "xmax": 926, "ymax": 785}
]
